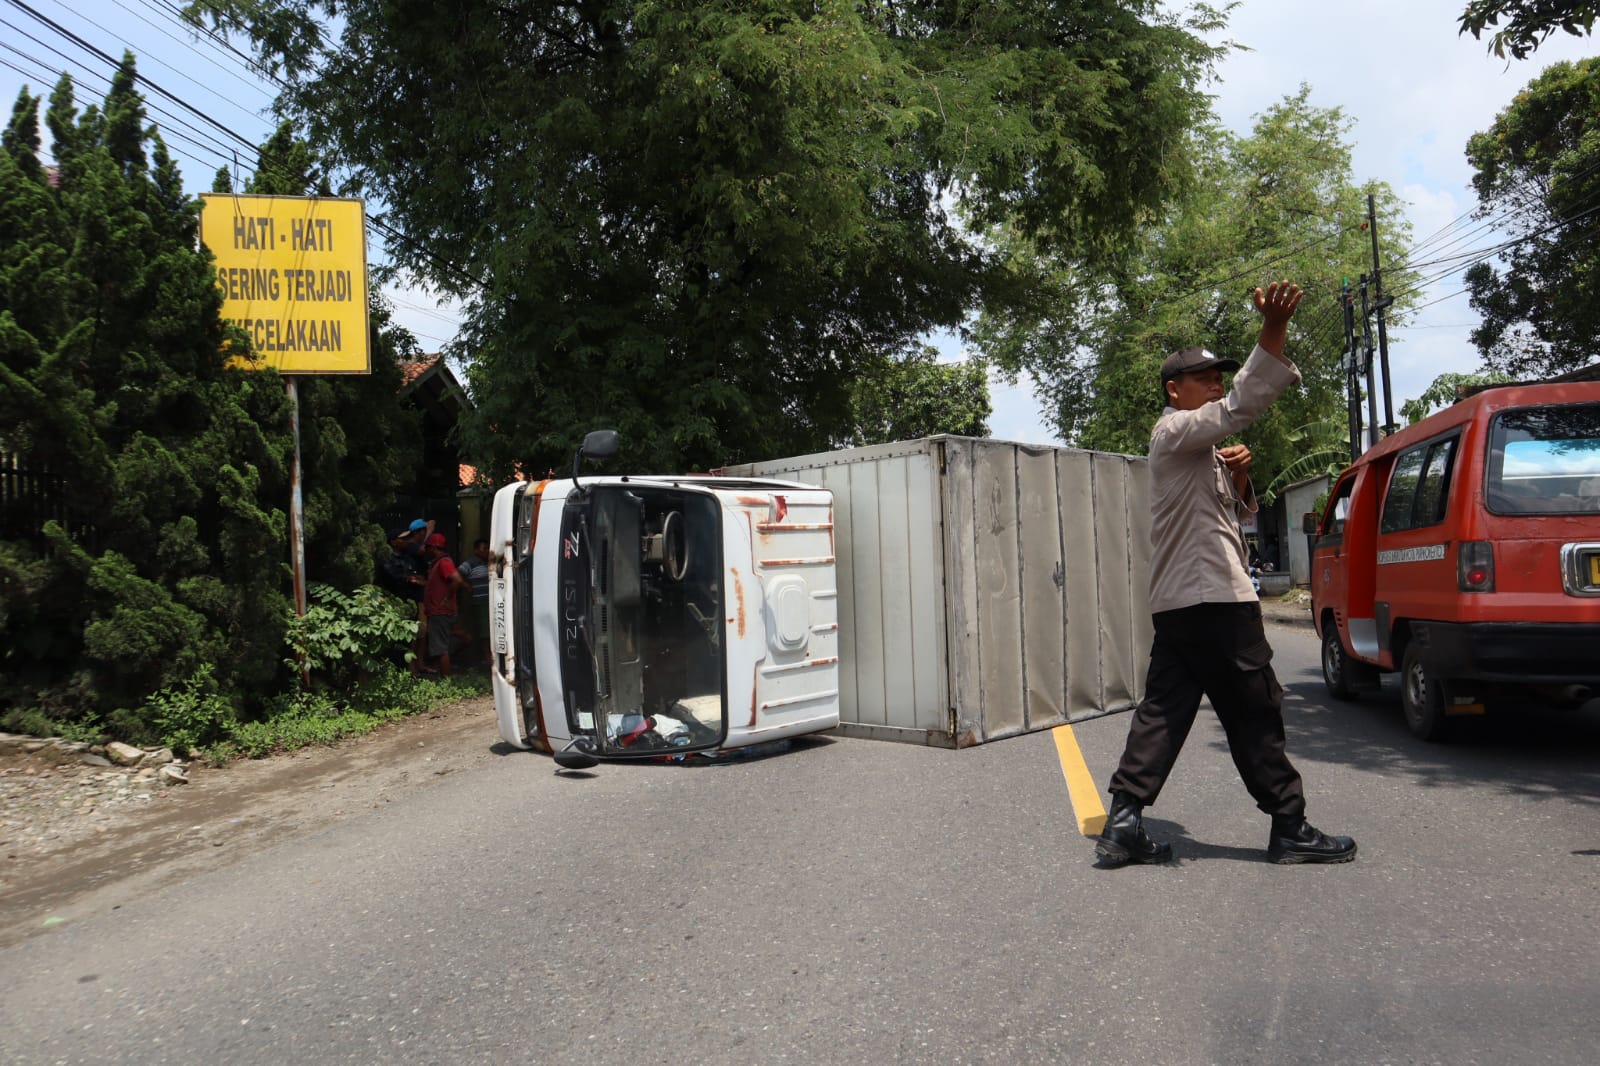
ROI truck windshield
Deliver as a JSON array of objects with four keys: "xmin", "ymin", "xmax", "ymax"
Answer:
[
  {"xmin": 1486, "ymin": 403, "xmax": 1600, "ymax": 515},
  {"xmin": 559, "ymin": 485, "xmax": 726, "ymax": 753}
]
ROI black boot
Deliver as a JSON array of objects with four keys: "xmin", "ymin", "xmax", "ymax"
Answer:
[
  {"xmin": 1095, "ymin": 791, "xmax": 1172, "ymax": 866},
  {"xmin": 1268, "ymin": 815, "xmax": 1357, "ymax": 865}
]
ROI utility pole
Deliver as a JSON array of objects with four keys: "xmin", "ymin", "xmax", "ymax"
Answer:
[
  {"xmin": 1359, "ymin": 274, "xmax": 1380, "ymax": 453},
  {"xmin": 1367, "ymin": 192, "xmax": 1397, "ymax": 436},
  {"xmin": 1342, "ymin": 279, "xmax": 1362, "ymax": 462}
]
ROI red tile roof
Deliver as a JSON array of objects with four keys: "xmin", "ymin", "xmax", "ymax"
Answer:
[{"xmin": 399, "ymin": 356, "xmax": 438, "ymax": 388}]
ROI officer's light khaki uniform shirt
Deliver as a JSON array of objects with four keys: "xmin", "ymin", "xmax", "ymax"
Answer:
[{"xmin": 1147, "ymin": 345, "xmax": 1301, "ymax": 614}]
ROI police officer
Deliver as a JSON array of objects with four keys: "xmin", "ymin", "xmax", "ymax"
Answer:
[{"xmin": 1096, "ymin": 281, "xmax": 1357, "ymax": 867}]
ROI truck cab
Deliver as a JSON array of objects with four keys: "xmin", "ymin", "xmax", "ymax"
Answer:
[
  {"xmin": 1309, "ymin": 382, "xmax": 1600, "ymax": 739},
  {"xmin": 486, "ymin": 456, "xmax": 840, "ymax": 760}
]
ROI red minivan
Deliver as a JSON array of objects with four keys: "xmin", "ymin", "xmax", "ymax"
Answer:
[{"xmin": 1308, "ymin": 381, "xmax": 1600, "ymax": 739}]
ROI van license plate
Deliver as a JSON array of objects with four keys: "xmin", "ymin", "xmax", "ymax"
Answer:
[{"xmin": 1591, "ymin": 554, "xmax": 1600, "ymax": 586}]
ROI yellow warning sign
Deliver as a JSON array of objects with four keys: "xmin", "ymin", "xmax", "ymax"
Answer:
[{"xmin": 199, "ymin": 194, "xmax": 371, "ymax": 374}]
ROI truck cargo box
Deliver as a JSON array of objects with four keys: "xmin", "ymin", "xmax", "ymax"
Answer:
[{"xmin": 720, "ymin": 436, "xmax": 1152, "ymax": 746}]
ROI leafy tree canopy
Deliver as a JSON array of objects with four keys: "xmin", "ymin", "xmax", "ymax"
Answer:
[
  {"xmin": 1458, "ymin": 1, "xmax": 1596, "ymax": 58},
  {"xmin": 1400, "ymin": 371, "xmax": 1515, "ymax": 424},
  {"xmin": 974, "ymin": 87, "xmax": 1416, "ymax": 496},
  {"xmin": 185, "ymin": 0, "xmax": 1228, "ymax": 473},
  {"xmin": 846, "ymin": 344, "xmax": 990, "ymax": 447},
  {"xmin": 2, "ymin": 58, "xmax": 293, "ymax": 735},
  {"xmin": 2, "ymin": 68, "xmax": 424, "ymax": 739},
  {"xmin": 1464, "ymin": 57, "xmax": 1600, "ymax": 379}
]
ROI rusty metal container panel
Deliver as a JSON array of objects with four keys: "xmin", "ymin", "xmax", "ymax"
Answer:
[
  {"xmin": 902, "ymin": 455, "xmax": 945, "ymax": 734},
  {"xmin": 722, "ymin": 436, "xmax": 1150, "ymax": 746},
  {"xmin": 1017, "ymin": 446, "xmax": 1068, "ymax": 732},
  {"xmin": 1057, "ymin": 450, "xmax": 1104, "ymax": 720},
  {"xmin": 941, "ymin": 440, "xmax": 982, "ymax": 745},
  {"xmin": 971, "ymin": 441, "xmax": 1026, "ymax": 739},
  {"xmin": 874, "ymin": 454, "xmax": 917, "ymax": 728},
  {"xmin": 809, "ymin": 463, "xmax": 859, "ymax": 720},
  {"xmin": 845, "ymin": 458, "xmax": 887, "ymax": 726},
  {"xmin": 1091, "ymin": 453, "xmax": 1144, "ymax": 713}
]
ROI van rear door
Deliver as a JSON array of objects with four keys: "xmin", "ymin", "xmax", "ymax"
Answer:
[{"xmin": 1481, "ymin": 402, "xmax": 1600, "ymax": 615}]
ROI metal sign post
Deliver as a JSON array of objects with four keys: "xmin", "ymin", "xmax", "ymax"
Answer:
[{"xmin": 287, "ymin": 375, "xmax": 307, "ymax": 617}]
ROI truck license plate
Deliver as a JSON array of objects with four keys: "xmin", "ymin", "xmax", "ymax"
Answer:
[{"xmin": 1590, "ymin": 554, "xmax": 1600, "ymax": 586}]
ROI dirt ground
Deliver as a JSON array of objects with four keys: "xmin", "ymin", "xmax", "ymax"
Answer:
[{"xmin": 0, "ymin": 695, "xmax": 503, "ymax": 950}]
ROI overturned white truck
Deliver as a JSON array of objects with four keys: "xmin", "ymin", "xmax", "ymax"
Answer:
[
  {"xmin": 489, "ymin": 433, "xmax": 1152, "ymax": 762},
  {"xmin": 486, "ymin": 432, "xmax": 842, "ymax": 763}
]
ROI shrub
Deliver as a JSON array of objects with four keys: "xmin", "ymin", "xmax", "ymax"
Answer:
[
  {"xmin": 284, "ymin": 583, "xmax": 417, "ymax": 688},
  {"xmin": 0, "ymin": 705, "xmax": 106, "ymax": 744},
  {"xmin": 142, "ymin": 663, "xmax": 235, "ymax": 753}
]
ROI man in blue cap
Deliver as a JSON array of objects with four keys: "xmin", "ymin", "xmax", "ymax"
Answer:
[
  {"xmin": 380, "ymin": 524, "xmax": 428, "ymax": 600},
  {"xmin": 380, "ymin": 518, "xmax": 433, "ymax": 672}
]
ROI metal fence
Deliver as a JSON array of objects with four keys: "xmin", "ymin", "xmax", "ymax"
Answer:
[{"xmin": 0, "ymin": 452, "xmax": 95, "ymax": 547}]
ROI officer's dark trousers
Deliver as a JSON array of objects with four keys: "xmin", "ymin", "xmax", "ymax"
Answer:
[{"xmin": 1108, "ymin": 602, "xmax": 1306, "ymax": 818}]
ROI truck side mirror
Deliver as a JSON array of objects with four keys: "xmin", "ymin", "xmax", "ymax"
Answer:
[
  {"xmin": 571, "ymin": 429, "xmax": 620, "ymax": 486},
  {"xmin": 581, "ymin": 430, "xmax": 619, "ymax": 461},
  {"xmin": 553, "ymin": 736, "xmax": 600, "ymax": 772},
  {"xmin": 1301, "ymin": 512, "xmax": 1319, "ymax": 535}
]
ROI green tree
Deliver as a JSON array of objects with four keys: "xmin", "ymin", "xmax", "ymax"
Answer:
[
  {"xmin": 1, "ymin": 59, "xmax": 295, "ymax": 737},
  {"xmin": 1458, "ymin": 1, "xmax": 1596, "ymax": 58},
  {"xmin": 1463, "ymin": 58, "xmax": 1600, "ymax": 380},
  {"xmin": 1399, "ymin": 371, "xmax": 1515, "ymax": 424},
  {"xmin": 846, "ymin": 344, "xmax": 989, "ymax": 446},
  {"xmin": 975, "ymin": 88, "xmax": 1416, "ymax": 492},
  {"xmin": 187, "ymin": 0, "xmax": 1227, "ymax": 475}
]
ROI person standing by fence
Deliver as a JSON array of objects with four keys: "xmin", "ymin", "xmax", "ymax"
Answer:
[{"xmin": 457, "ymin": 538, "xmax": 493, "ymax": 667}]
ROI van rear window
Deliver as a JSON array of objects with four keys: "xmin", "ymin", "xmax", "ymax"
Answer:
[{"xmin": 1486, "ymin": 404, "xmax": 1600, "ymax": 515}]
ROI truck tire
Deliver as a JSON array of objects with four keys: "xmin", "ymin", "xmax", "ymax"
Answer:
[
  {"xmin": 1321, "ymin": 624, "xmax": 1358, "ymax": 701},
  {"xmin": 1401, "ymin": 643, "xmax": 1449, "ymax": 742}
]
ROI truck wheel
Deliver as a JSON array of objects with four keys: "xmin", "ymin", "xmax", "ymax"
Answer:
[
  {"xmin": 1401, "ymin": 643, "xmax": 1449, "ymax": 742},
  {"xmin": 1321, "ymin": 625, "xmax": 1358, "ymax": 701}
]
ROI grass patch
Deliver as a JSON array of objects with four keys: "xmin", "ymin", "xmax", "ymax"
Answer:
[{"xmin": 204, "ymin": 668, "xmax": 489, "ymax": 761}]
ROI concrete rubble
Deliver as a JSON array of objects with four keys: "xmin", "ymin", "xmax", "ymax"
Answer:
[{"xmin": 0, "ymin": 733, "xmax": 193, "ymax": 868}]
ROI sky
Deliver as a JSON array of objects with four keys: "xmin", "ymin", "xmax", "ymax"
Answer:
[
  {"xmin": 3, "ymin": 0, "xmax": 1596, "ymax": 446},
  {"xmin": 984, "ymin": 1, "xmax": 1600, "ymax": 444}
]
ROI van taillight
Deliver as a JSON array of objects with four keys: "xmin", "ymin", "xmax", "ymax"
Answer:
[{"xmin": 1458, "ymin": 541, "xmax": 1495, "ymax": 592}]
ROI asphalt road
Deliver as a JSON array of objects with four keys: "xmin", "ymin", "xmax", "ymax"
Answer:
[{"xmin": 3, "ymin": 621, "xmax": 1598, "ymax": 1065}]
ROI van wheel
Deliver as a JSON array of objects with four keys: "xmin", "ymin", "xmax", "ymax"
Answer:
[
  {"xmin": 1401, "ymin": 644, "xmax": 1449, "ymax": 742},
  {"xmin": 1322, "ymin": 625, "xmax": 1358, "ymax": 701}
]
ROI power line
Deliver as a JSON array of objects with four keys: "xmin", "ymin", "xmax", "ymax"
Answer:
[
  {"xmin": 1385, "ymin": 193, "xmax": 1600, "ymax": 306},
  {"xmin": 4, "ymin": 0, "xmax": 478, "ymax": 288},
  {"xmin": 1384, "ymin": 153, "xmax": 1600, "ymax": 283},
  {"xmin": 99, "ymin": 0, "xmax": 272, "ymax": 128},
  {"xmin": 1143, "ymin": 226, "xmax": 1353, "ymax": 315}
]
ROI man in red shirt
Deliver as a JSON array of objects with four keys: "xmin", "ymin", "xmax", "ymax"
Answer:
[{"xmin": 421, "ymin": 533, "xmax": 469, "ymax": 676}]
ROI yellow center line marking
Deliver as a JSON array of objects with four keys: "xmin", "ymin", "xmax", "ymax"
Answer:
[{"xmin": 1052, "ymin": 723, "xmax": 1106, "ymax": 837}]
